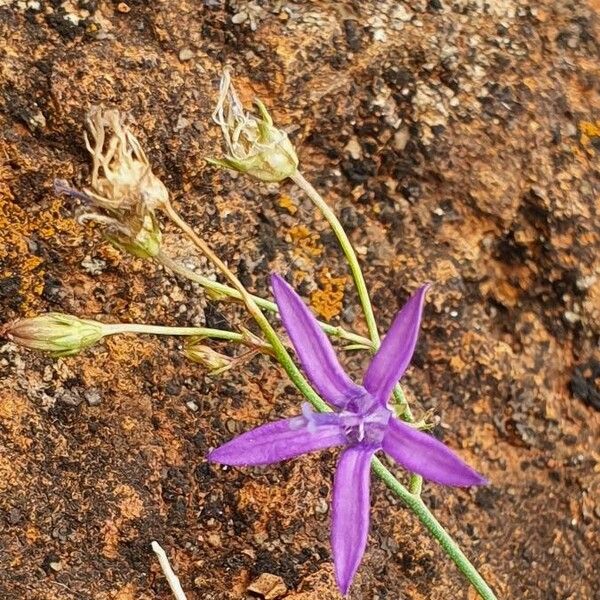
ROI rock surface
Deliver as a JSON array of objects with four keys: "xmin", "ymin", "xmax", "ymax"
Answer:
[{"xmin": 0, "ymin": 1, "xmax": 599, "ymax": 599}]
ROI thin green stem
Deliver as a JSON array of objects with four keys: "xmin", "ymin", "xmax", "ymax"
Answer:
[
  {"xmin": 163, "ymin": 202, "xmax": 330, "ymax": 411},
  {"xmin": 102, "ymin": 322, "xmax": 244, "ymax": 342},
  {"xmin": 164, "ymin": 202, "xmax": 496, "ymax": 600},
  {"xmin": 371, "ymin": 458, "xmax": 497, "ymax": 600},
  {"xmin": 290, "ymin": 170, "xmax": 421, "ymax": 491},
  {"xmin": 342, "ymin": 343, "xmax": 378, "ymax": 352},
  {"xmin": 291, "ymin": 171, "xmax": 380, "ymax": 343},
  {"xmin": 156, "ymin": 251, "xmax": 372, "ymax": 348}
]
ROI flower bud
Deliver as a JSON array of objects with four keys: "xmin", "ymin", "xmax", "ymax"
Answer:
[
  {"xmin": 2, "ymin": 313, "xmax": 106, "ymax": 357},
  {"xmin": 209, "ymin": 71, "xmax": 299, "ymax": 182},
  {"xmin": 184, "ymin": 340, "xmax": 232, "ymax": 375}
]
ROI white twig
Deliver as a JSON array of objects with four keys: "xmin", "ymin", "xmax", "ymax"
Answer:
[{"xmin": 151, "ymin": 541, "xmax": 188, "ymax": 600}]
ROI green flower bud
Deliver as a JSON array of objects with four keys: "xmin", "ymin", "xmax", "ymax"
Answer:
[
  {"xmin": 210, "ymin": 72, "xmax": 299, "ymax": 182},
  {"xmin": 2, "ymin": 313, "xmax": 106, "ymax": 357},
  {"xmin": 183, "ymin": 340, "xmax": 232, "ymax": 375}
]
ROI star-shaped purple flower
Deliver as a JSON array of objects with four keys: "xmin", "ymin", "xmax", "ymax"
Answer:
[{"xmin": 209, "ymin": 274, "xmax": 486, "ymax": 595}]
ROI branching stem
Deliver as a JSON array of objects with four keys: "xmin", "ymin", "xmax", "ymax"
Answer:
[
  {"xmin": 156, "ymin": 252, "xmax": 372, "ymax": 348},
  {"xmin": 163, "ymin": 200, "xmax": 497, "ymax": 600}
]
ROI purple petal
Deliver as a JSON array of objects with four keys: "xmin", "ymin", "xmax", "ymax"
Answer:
[
  {"xmin": 331, "ymin": 445, "xmax": 374, "ymax": 595},
  {"xmin": 271, "ymin": 274, "xmax": 364, "ymax": 408},
  {"xmin": 382, "ymin": 418, "xmax": 487, "ymax": 487},
  {"xmin": 54, "ymin": 179, "xmax": 93, "ymax": 203},
  {"xmin": 208, "ymin": 414, "xmax": 347, "ymax": 466},
  {"xmin": 363, "ymin": 285, "xmax": 429, "ymax": 405}
]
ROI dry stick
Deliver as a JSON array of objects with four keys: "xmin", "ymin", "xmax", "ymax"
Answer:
[
  {"xmin": 162, "ymin": 201, "xmax": 497, "ymax": 600},
  {"xmin": 151, "ymin": 542, "xmax": 188, "ymax": 600},
  {"xmin": 290, "ymin": 170, "xmax": 424, "ymax": 495}
]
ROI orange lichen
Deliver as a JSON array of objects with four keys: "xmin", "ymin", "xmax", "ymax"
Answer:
[
  {"xmin": 310, "ymin": 270, "xmax": 346, "ymax": 320},
  {"xmin": 579, "ymin": 120, "xmax": 600, "ymax": 138},
  {"xmin": 579, "ymin": 120, "xmax": 600, "ymax": 154},
  {"xmin": 0, "ymin": 184, "xmax": 84, "ymax": 314},
  {"xmin": 278, "ymin": 193, "xmax": 297, "ymax": 214},
  {"xmin": 288, "ymin": 224, "xmax": 323, "ymax": 258}
]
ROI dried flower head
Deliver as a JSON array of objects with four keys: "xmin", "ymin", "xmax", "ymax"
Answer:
[
  {"xmin": 83, "ymin": 107, "xmax": 168, "ymax": 212},
  {"xmin": 2, "ymin": 313, "xmax": 106, "ymax": 357},
  {"xmin": 54, "ymin": 107, "xmax": 168, "ymax": 259},
  {"xmin": 208, "ymin": 70, "xmax": 298, "ymax": 182},
  {"xmin": 55, "ymin": 179, "xmax": 163, "ymax": 260}
]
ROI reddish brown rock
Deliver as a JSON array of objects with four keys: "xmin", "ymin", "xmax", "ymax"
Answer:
[{"xmin": 0, "ymin": 2, "xmax": 598, "ymax": 599}]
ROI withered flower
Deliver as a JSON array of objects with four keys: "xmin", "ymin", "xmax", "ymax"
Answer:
[
  {"xmin": 184, "ymin": 339, "xmax": 233, "ymax": 375},
  {"xmin": 83, "ymin": 107, "xmax": 168, "ymax": 212},
  {"xmin": 55, "ymin": 107, "xmax": 167, "ymax": 259},
  {"xmin": 208, "ymin": 70, "xmax": 298, "ymax": 182}
]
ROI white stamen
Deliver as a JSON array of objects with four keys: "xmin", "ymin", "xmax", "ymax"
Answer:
[{"xmin": 301, "ymin": 402, "xmax": 318, "ymax": 433}]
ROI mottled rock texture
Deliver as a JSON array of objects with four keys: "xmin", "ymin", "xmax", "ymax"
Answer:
[{"xmin": 0, "ymin": 1, "xmax": 598, "ymax": 599}]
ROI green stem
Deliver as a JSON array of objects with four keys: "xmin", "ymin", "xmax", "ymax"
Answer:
[
  {"xmin": 163, "ymin": 202, "xmax": 331, "ymax": 411},
  {"xmin": 291, "ymin": 171, "xmax": 380, "ymax": 343},
  {"xmin": 392, "ymin": 384, "xmax": 414, "ymax": 421},
  {"xmin": 102, "ymin": 323, "xmax": 244, "ymax": 342},
  {"xmin": 290, "ymin": 171, "xmax": 421, "ymax": 491},
  {"xmin": 156, "ymin": 252, "xmax": 372, "ymax": 348},
  {"xmin": 371, "ymin": 458, "xmax": 497, "ymax": 600},
  {"xmin": 165, "ymin": 202, "xmax": 496, "ymax": 600}
]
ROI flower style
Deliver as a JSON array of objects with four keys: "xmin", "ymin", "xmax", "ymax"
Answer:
[
  {"xmin": 209, "ymin": 274, "xmax": 486, "ymax": 595},
  {"xmin": 207, "ymin": 70, "xmax": 299, "ymax": 182}
]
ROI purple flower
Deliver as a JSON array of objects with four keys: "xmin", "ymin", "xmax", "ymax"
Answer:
[{"xmin": 209, "ymin": 274, "xmax": 486, "ymax": 595}]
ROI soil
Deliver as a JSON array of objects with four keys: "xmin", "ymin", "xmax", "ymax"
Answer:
[{"xmin": 0, "ymin": 1, "xmax": 599, "ymax": 599}]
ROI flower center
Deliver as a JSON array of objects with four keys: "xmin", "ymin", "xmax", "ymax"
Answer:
[{"xmin": 339, "ymin": 403, "xmax": 390, "ymax": 448}]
